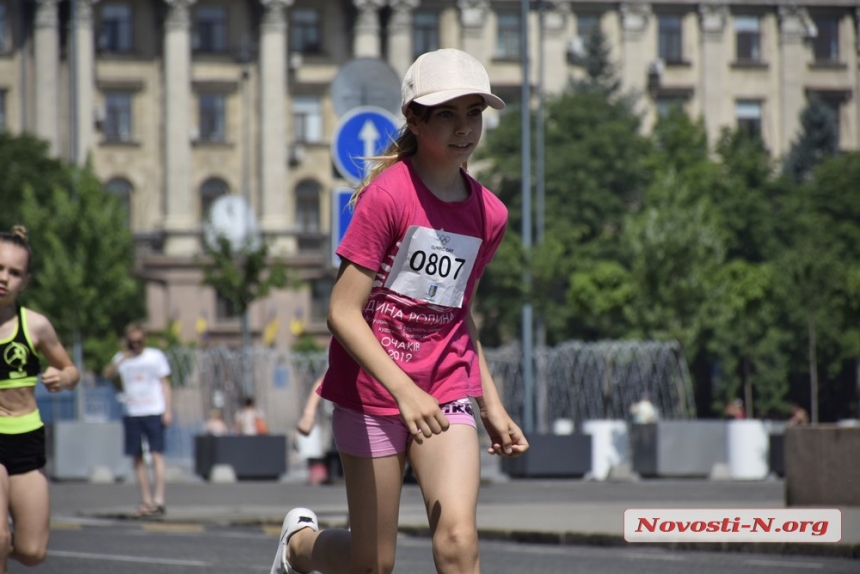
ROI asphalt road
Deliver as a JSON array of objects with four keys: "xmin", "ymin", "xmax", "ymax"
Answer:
[{"xmin": 10, "ymin": 519, "xmax": 858, "ymax": 574}]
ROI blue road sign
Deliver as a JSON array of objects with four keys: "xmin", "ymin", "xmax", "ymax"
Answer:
[
  {"xmin": 331, "ymin": 187, "xmax": 354, "ymax": 268},
  {"xmin": 331, "ymin": 106, "xmax": 401, "ymax": 185}
]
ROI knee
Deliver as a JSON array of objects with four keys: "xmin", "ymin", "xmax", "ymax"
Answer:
[
  {"xmin": 350, "ymin": 554, "xmax": 396, "ymax": 574},
  {"xmin": 432, "ymin": 524, "xmax": 479, "ymax": 565},
  {"xmin": 13, "ymin": 538, "xmax": 47, "ymax": 566}
]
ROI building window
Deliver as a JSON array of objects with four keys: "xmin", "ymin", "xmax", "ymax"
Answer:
[
  {"xmin": 103, "ymin": 92, "xmax": 133, "ymax": 142},
  {"xmin": 295, "ymin": 179, "xmax": 321, "ymax": 233},
  {"xmin": 576, "ymin": 13, "xmax": 600, "ymax": 42},
  {"xmin": 495, "ymin": 12, "xmax": 520, "ymax": 60},
  {"xmin": 656, "ymin": 97, "xmax": 685, "ymax": 117},
  {"xmin": 0, "ymin": 91, "xmax": 6, "ymax": 132},
  {"xmin": 735, "ymin": 100, "xmax": 762, "ymax": 139},
  {"xmin": 193, "ymin": 5, "xmax": 227, "ymax": 54},
  {"xmin": 292, "ymin": 96, "xmax": 322, "ymax": 144},
  {"xmin": 311, "ymin": 278, "xmax": 334, "ymax": 323},
  {"xmin": 105, "ymin": 177, "xmax": 133, "ymax": 227},
  {"xmin": 199, "ymin": 94, "xmax": 226, "ymax": 143},
  {"xmin": 812, "ymin": 16, "xmax": 839, "ymax": 62},
  {"xmin": 200, "ymin": 178, "xmax": 228, "ymax": 221},
  {"xmin": 0, "ymin": 2, "xmax": 11, "ymax": 53},
  {"xmin": 215, "ymin": 293, "xmax": 238, "ymax": 320},
  {"xmin": 412, "ymin": 10, "xmax": 439, "ymax": 58},
  {"xmin": 290, "ymin": 8, "xmax": 321, "ymax": 54},
  {"xmin": 734, "ymin": 15, "xmax": 761, "ymax": 61},
  {"xmin": 98, "ymin": 3, "xmax": 133, "ymax": 53},
  {"xmin": 658, "ymin": 14, "xmax": 683, "ymax": 63}
]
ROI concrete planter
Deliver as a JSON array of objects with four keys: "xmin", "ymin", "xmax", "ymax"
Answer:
[
  {"xmin": 630, "ymin": 420, "xmax": 727, "ymax": 478},
  {"xmin": 500, "ymin": 433, "xmax": 591, "ymax": 478},
  {"xmin": 194, "ymin": 435, "xmax": 287, "ymax": 481},
  {"xmin": 785, "ymin": 425, "xmax": 860, "ymax": 506},
  {"xmin": 45, "ymin": 421, "xmax": 132, "ymax": 481}
]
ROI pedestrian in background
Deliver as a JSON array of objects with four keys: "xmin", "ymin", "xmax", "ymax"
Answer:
[
  {"xmin": 0, "ymin": 226, "xmax": 80, "ymax": 572},
  {"xmin": 270, "ymin": 48, "xmax": 528, "ymax": 574},
  {"xmin": 235, "ymin": 396, "xmax": 268, "ymax": 435},
  {"xmin": 102, "ymin": 323, "xmax": 172, "ymax": 518},
  {"xmin": 629, "ymin": 392, "xmax": 659, "ymax": 424}
]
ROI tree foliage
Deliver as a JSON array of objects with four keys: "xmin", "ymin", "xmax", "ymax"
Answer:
[
  {"xmin": 474, "ymin": 58, "xmax": 860, "ymax": 421},
  {"xmin": 7, "ymin": 148, "xmax": 144, "ymax": 371},
  {"xmin": 783, "ymin": 95, "xmax": 839, "ymax": 182},
  {"xmin": 199, "ymin": 236, "xmax": 292, "ymax": 317}
]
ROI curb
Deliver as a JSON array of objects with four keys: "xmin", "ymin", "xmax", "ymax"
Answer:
[
  {"xmin": 452, "ymin": 528, "xmax": 860, "ymax": 560},
  {"xmin": 79, "ymin": 511, "xmax": 860, "ymax": 560}
]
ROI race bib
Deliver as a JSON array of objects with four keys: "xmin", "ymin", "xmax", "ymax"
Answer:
[{"xmin": 384, "ymin": 226, "xmax": 482, "ymax": 308}]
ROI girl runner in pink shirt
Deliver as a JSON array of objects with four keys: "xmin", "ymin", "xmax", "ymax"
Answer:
[{"xmin": 271, "ymin": 48, "xmax": 529, "ymax": 574}]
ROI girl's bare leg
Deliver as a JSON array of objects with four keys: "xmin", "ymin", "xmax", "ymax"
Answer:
[
  {"xmin": 288, "ymin": 451, "xmax": 406, "ymax": 574},
  {"xmin": 7, "ymin": 469, "xmax": 50, "ymax": 567},
  {"xmin": 409, "ymin": 425, "xmax": 482, "ymax": 574},
  {"xmin": 0, "ymin": 466, "xmax": 11, "ymax": 574}
]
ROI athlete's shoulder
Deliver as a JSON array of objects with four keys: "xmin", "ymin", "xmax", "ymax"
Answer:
[
  {"xmin": 365, "ymin": 161, "xmax": 413, "ymax": 196},
  {"xmin": 470, "ymin": 177, "xmax": 508, "ymax": 222},
  {"xmin": 21, "ymin": 307, "xmax": 50, "ymax": 334}
]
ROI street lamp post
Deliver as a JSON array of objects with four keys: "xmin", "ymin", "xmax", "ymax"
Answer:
[
  {"xmin": 535, "ymin": 0, "xmax": 548, "ymax": 434},
  {"xmin": 520, "ymin": 0, "xmax": 534, "ymax": 435}
]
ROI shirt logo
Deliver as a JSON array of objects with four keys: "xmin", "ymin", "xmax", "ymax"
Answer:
[{"xmin": 4, "ymin": 342, "xmax": 30, "ymax": 374}]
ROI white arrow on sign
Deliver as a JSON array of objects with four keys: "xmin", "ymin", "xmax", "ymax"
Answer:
[{"xmin": 359, "ymin": 120, "xmax": 381, "ymax": 161}]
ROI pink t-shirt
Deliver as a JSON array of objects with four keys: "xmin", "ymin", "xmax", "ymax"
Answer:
[{"xmin": 319, "ymin": 159, "xmax": 508, "ymax": 415}]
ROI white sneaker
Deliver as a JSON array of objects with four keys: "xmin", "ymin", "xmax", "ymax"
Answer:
[{"xmin": 270, "ymin": 507, "xmax": 319, "ymax": 574}]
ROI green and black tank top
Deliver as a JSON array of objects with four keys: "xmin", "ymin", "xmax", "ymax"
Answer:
[{"xmin": 0, "ymin": 305, "xmax": 40, "ymax": 389}]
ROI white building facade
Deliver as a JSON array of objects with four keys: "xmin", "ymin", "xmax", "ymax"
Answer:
[{"xmin": 0, "ymin": 0, "xmax": 857, "ymax": 347}]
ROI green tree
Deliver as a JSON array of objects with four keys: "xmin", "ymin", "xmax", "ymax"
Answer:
[
  {"xmin": 199, "ymin": 236, "xmax": 291, "ymax": 321},
  {"xmin": 476, "ymin": 85, "xmax": 651, "ymax": 345},
  {"xmin": 704, "ymin": 260, "xmax": 791, "ymax": 418},
  {"xmin": 18, "ymin": 166, "xmax": 144, "ymax": 371},
  {"xmin": 579, "ymin": 26, "xmax": 620, "ymax": 96},
  {"xmin": 0, "ymin": 133, "xmax": 71, "ymax": 231},
  {"xmin": 783, "ymin": 95, "xmax": 839, "ymax": 183},
  {"xmin": 775, "ymin": 153, "xmax": 860, "ymax": 422},
  {"xmin": 622, "ymin": 171, "xmax": 725, "ymax": 358}
]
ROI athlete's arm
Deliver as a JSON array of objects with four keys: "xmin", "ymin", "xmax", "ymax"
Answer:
[
  {"xmin": 327, "ymin": 258, "xmax": 449, "ymax": 439},
  {"xmin": 161, "ymin": 375, "xmax": 173, "ymax": 426},
  {"xmin": 29, "ymin": 311, "xmax": 80, "ymax": 393},
  {"xmin": 467, "ymin": 284, "xmax": 528, "ymax": 456}
]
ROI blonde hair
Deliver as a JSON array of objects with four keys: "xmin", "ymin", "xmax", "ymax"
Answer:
[{"xmin": 0, "ymin": 225, "xmax": 33, "ymax": 272}]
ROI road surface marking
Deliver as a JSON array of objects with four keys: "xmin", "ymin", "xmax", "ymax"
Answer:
[{"xmin": 48, "ymin": 550, "xmax": 207, "ymax": 567}]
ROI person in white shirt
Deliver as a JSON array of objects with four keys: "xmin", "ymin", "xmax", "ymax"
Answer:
[{"xmin": 102, "ymin": 323, "xmax": 172, "ymax": 517}]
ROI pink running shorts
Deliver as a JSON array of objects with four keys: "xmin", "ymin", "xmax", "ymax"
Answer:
[{"xmin": 332, "ymin": 397, "xmax": 478, "ymax": 458}]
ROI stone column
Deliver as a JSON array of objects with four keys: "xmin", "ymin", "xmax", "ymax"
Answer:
[
  {"xmin": 387, "ymin": 0, "xmax": 419, "ymax": 78},
  {"xmin": 34, "ymin": 0, "xmax": 60, "ymax": 156},
  {"xmin": 353, "ymin": 0, "xmax": 384, "ymax": 58},
  {"xmin": 259, "ymin": 0, "xmax": 292, "ymax": 254},
  {"xmin": 163, "ymin": 0, "xmax": 196, "ymax": 256},
  {"xmin": 457, "ymin": 0, "xmax": 489, "ymax": 59},
  {"xmin": 72, "ymin": 0, "xmax": 99, "ymax": 165},
  {"xmin": 619, "ymin": 2, "xmax": 652, "ymax": 100},
  {"xmin": 542, "ymin": 2, "xmax": 570, "ymax": 96},
  {"xmin": 778, "ymin": 5, "xmax": 814, "ymax": 157},
  {"xmin": 699, "ymin": 3, "xmax": 728, "ymax": 150}
]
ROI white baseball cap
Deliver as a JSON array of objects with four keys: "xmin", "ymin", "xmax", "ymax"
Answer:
[{"xmin": 401, "ymin": 49, "xmax": 506, "ymax": 114}]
